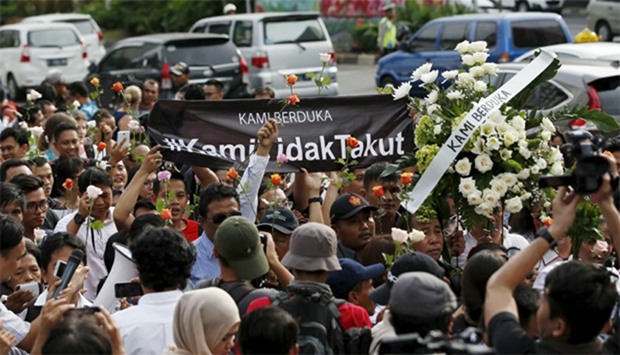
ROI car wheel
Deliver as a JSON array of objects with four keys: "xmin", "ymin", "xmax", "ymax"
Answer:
[
  {"xmin": 380, "ymin": 76, "xmax": 398, "ymax": 90},
  {"xmin": 7, "ymin": 75, "xmax": 23, "ymax": 101},
  {"xmin": 516, "ymin": 1, "xmax": 529, "ymax": 12},
  {"xmin": 596, "ymin": 21, "xmax": 613, "ymax": 42}
]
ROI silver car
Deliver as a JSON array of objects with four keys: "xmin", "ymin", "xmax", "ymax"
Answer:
[{"xmin": 190, "ymin": 12, "xmax": 338, "ymax": 98}]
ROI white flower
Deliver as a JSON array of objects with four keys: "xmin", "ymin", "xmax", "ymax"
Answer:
[
  {"xmin": 471, "ymin": 138, "xmax": 485, "ymax": 155},
  {"xmin": 550, "ymin": 162, "xmax": 564, "ymax": 175},
  {"xmin": 496, "ymin": 122, "xmax": 511, "ymax": 135},
  {"xmin": 462, "ymin": 54, "xmax": 476, "ymax": 67},
  {"xmin": 487, "ymin": 137, "xmax": 501, "ymax": 151},
  {"xmin": 472, "ymin": 52, "xmax": 489, "ymax": 65},
  {"xmin": 504, "ymin": 131, "xmax": 519, "ymax": 146},
  {"xmin": 530, "ymin": 164, "xmax": 540, "ymax": 174},
  {"xmin": 97, "ymin": 160, "xmax": 109, "ymax": 170},
  {"xmin": 475, "ymin": 202, "xmax": 494, "ymax": 218},
  {"xmin": 469, "ymin": 41, "xmax": 488, "ymax": 52},
  {"xmin": 541, "ymin": 117, "xmax": 556, "ymax": 133},
  {"xmin": 392, "ymin": 81, "xmax": 412, "ymax": 100},
  {"xmin": 29, "ymin": 126, "xmax": 44, "ymax": 137},
  {"xmin": 518, "ymin": 140, "xmax": 529, "ymax": 149},
  {"xmin": 501, "ymin": 173, "xmax": 518, "ymax": 187},
  {"xmin": 72, "ymin": 100, "xmax": 80, "ymax": 109},
  {"xmin": 128, "ymin": 119, "xmax": 141, "ymax": 131},
  {"xmin": 482, "ymin": 188, "xmax": 500, "ymax": 205},
  {"xmin": 517, "ymin": 169, "xmax": 530, "ymax": 180},
  {"xmin": 34, "ymin": 228, "xmax": 46, "ymax": 245},
  {"xmin": 419, "ymin": 70, "xmax": 439, "ymax": 86},
  {"xmin": 473, "ymin": 80, "xmax": 487, "ymax": 92},
  {"xmin": 459, "ymin": 177, "xmax": 476, "ymax": 196},
  {"xmin": 446, "ymin": 90, "xmax": 463, "ymax": 100},
  {"xmin": 455, "ymin": 40, "xmax": 471, "ymax": 54},
  {"xmin": 427, "ymin": 104, "xmax": 439, "ymax": 115},
  {"xmin": 474, "ymin": 154, "xmax": 493, "ymax": 173},
  {"xmin": 541, "ymin": 130, "xmax": 552, "ymax": 142},
  {"xmin": 425, "ymin": 90, "xmax": 438, "ymax": 105},
  {"xmin": 481, "ymin": 62, "xmax": 498, "ymax": 76},
  {"xmin": 549, "ymin": 148, "xmax": 563, "ymax": 163},
  {"xmin": 469, "ymin": 66, "xmax": 485, "ymax": 78},
  {"xmin": 86, "ymin": 185, "xmax": 103, "ymax": 200},
  {"xmin": 491, "ymin": 180, "xmax": 508, "ymax": 196},
  {"xmin": 391, "ymin": 228, "xmax": 409, "ymax": 243},
  {"xmin": 441, "ymin": 70, "xmax": 459, "ymax": 81},
  {"xmin": 27, "ymin": 90, "xmax": 42, "ymax": 102},
  {"xmin": 408, "ymin": 229, "xmax": 426, "ymax": 243},
  {"xmin": 500, "ymin": 149, "xmax": 512, "ymax": 160},
  {"xmin": 480, "ymin": 122, "xmax": 496, "ymax": 136},
  {"xmin": 520, "ymin": 192, "xmax": 532, "ymax": 201},
  {"xmin": 455, "ymin": 157, "xmax": 472, "ymax": 176},
  {"xmin": 505, "ymin": 196, "xmax": 524, "ymax": 214},
  {"xmin": 87, "ymin": 120, "xmax": 96, "ymax": 129},
  {"xmin": 467, "ymin": 191, "xmax": 483, "ymax": 205},
  {"xmin": 18, "ymin": 121, "xmax": 28, "ymax": 130},
  {"xmin": 537, "ymin": 158, "xmax": 548, "ymax": 170},
  {"xmin": 511, "ymin": 116, "xmax": 526, "ymax": 131},
  {"xmin": 519, "ymin": 147, "xmax": 532, "ymax": 159},
  {"xmin": 319, "ymin": 52, "xmax": 331, "ymax": 64},
  {"xmin": 433, "ymin": 125, "xmax": 442, "ymax": 135},
  {"xmin": 489, "ymin": 110, "xmax": 506, "ymax": 124},
  {"xmin": 411, "ymin": 63, "xmax": 433, "ymax": 81}
]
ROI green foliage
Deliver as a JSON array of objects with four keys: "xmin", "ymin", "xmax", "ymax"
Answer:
[
  {"xmin": 397, "ymin": 0, "xmax": 475, "ymax": 33},
  {"xmin": 352, "ymin": 22, "xmax": 379, "ymax": 53},
  {"xmin": 569, "ymin": 199, "xmax": 603, "ymax": 259}
]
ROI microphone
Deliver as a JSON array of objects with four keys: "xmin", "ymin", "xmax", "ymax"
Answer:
[{"xmin": 52, "ymin": 249, "xmax": 84, "ymax": 300}]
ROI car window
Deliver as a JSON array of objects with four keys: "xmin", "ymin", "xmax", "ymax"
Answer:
[
  {"xmin": 593, "ymin": 76, "xmax": 620, "ymax": 116},
  {"xmin": 165, "ymin": 42, "xmax": 237, "ymax": 66},
  {"xmin": 494, "ymin": 72, "xmax": 568, "ymax": 110},
  {"xmin": 475, "ymin": 22, "xmax": 497, "ymax": 48},
  {"xmin": 207, "ymin": 23, "xmax": 231, "ymax": 36},
  {"xmin": 233, "ymin": 21, "xmax": 252, "ymax": 47},
  {"xmin": 512, "ymin": 20, "xmax": 567, "ymax": 49},
  {"xmin": 410, "ymin": 23, "xmax": 440, "ymax": 51},
  {"xmin": 61, "ymin": 19, "xmax": 96, "ymax": 35},
  {"xmin": 440, "ymin": 22, "xmax": 469, "ymax": 50},
  {"xmin": 0, "ymin": 30, "xmax": 19, "ymax": 48},
  {"xmin": 191, "ymin": 25, "xmax": 206, "ymax": 33},
  {"xmin": 100, "ymin": 46, "xmax": 142, "ymax": 71},
  {"xmin": 28, "ymin": 28, "xmax": 79, "ymax": 47},
  {"xmin": 264, "ymin": 18, "xmax": 326, "ymax": 44},
  {"xmin": 129, "ymin": 43, "xmax": 160, "ymax": 69}
]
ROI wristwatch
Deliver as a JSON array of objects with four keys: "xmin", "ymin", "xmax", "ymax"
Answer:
[
  {"xmin": 73, "ymin": 213, "xmax": 86, "ymax": 225},
  {"xmin": 308, "ymin": 196, "xmax": 322, "ymax": 204},
  {"xmin": 536, "ymin": 227, "xmax": 557, "ymax": 248}
]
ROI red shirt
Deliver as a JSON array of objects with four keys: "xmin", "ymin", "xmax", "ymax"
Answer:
[
  {"xmin": 247, "ymin": 295, "xmax": 371, "ymax": 331},
  {"xmin": 182, "ymin": 219, "xmax": 199, "ymax": 242}
]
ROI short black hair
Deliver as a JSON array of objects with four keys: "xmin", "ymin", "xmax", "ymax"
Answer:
[
  {"xmin": 133, "ymin": 199, "xmax": 156, "ymax": 216},
  {"xmin": 545, "ymin": 261, "xmax": 617, "ymax": 344},
  {"xmin": 31, "ymin": 156, "xmax": 50, "ymax": 168},
  {"xmin": 51, "ymin": 158, "xmax": 85, "ymax": 198},
  {"xmin": 130, "ymin": 227, "xmax": 195, "ymax": 291},
  {"xmin": 94, "ymin": 108, "xmax": 113, "ymax": 126},
  {"xmin": 204, "ymin": 79, "xmax": 224, "ymax": 92},
  {"xmin": 129, "ymin": 213, "xmax": 164, "ymax": 244},
  {"xmin": 36, "ymin": 83, "xmax": 57, "ymax": 102},
  {"xmin": 253, "ymin": 86, "xmax": 275, "ymax": 98},
  {"xmin": 18, "ymin": 106, "xmax": 42, "ymax": 125},
  {"xmin": 605, "ymin": 136, "xmax": 620, "ymax": 153},
  {"xmin": 41, "ymin": 311, "xmax": 112, "ymax": 354},
  {"xmin": 514, "ymin": 284, "xmax": 539, "ymax": 331},
  {"xmin": 10, "ymin": 174, "xmax": 44, "ymax": 195},
  {"xmin": 184, "ymin": 84, "xmax": 206, "ymax": 100},
  {"xmin": 197, "ymin": 183, "xmax": 239, "ymax": 218},
  {"xmin": 68, "ymin": 81, "xmax": 89, "ymax": 98},
  {"xmin": 461, "ymin": 250, "xmax": 506, "ymax": 324},
  {"xmin": 239, "ymin": 306, "xmax": 299, "ymax": 354},
  {"xmin": 0, "ymin": 127, "xmax": 29, "ymax": 146},
  {"xmin": 0, "ymin": 159, "xmax": 32, "ymax": 182},
  {"xmin": 78, "ymin": 167, "xmax": 113, "ymax": 194},
  {"xmin": 467, "ymin": 242, "xmax": 507, "ymax": 260},
  {"xmin": 0, "ymin": 213, "xmax": 24, "ymax": 256},
  {"xmin": 39, "ymin": 232, "xmax": 86, "ymax": 270},
  {"xmin": 0, "ymin": 181, "xmax": 25, "ymax": 210},
  {"xmin": 363, "ymin": 161, "xmax": 398, "ymax": 190},
  {"xmin": 53, "ymin": 122, "xmax": 78, "ymax": 142}
]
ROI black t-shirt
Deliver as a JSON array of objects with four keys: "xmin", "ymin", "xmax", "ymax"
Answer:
[{"xmin": 488, "ymin": 312, "xmax": 536, "ymax": 354}]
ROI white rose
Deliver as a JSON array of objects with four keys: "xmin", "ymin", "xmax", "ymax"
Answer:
[
  {"xmin": 511, "ymin": 116, "xmax": 526, "ymax": 131},
  {"xmin": 319, "ymin": 52, "xmax": 331, "ymax": 64},
  {"xmin": 427, "ymin": 104, "xmax": 439, "ymax": 115},
  {"xmin": 446, "ymin": 90, "xmax": 463, "ymax": 100},
  {"xmin": 411, "ymin": 62, "xmax": 433, "ymax": 81},
  {"xmin": 419, "ymin": 70, "xmax": 439, "ymax": 86},
  {"xmin": 128, "ymin": 119, "xmax": 141, "ymax": 131},
  {"xmin": 505, "ymin": 196, "xmax": 523, "ymax": 214},
  {"xmin": 475, "ymin": 202, "xmax": 494, "ymax": 218},
  {"xmin": 469, "ymin": 41, "xmax": 488, "ymax": 52},
  {"xmin": 425, "ymin": 90, "xmax": 438, "ymax": 105},
  {"xmin": 97, "ymin": 160, "xmax": 109, "ymax": 170},
  {"xmin": 473, "ymin": 80, "xmax": 487, "ymax": 92},
  {"xmin": 87, "ymin": 120, "xmax": 96, "ymax": 129},
  {"xmin": 474, "ymin": 154, "xmax": 493, "ymax": 173},
  {"xmin": 501, "ymin": 173, "xmax": 518, "ymax": 187},
  {"xmin": 491, "ymin": 180, "xmax": 508, "ymax": 196},
  {"xmin": 455, "ymin": 157, "xmax": 472, "ymax": 176},
  {"xmin": 408, "ymin": 229, "xmax": 426, "ymax": 244},
  {"xmin": 441, "ymin": 70, "xmax": 459, "ymax": 81},
  {"xmin": 28, "ymin": 90, "xmax": 42, "ymax": 101},
  {"xmin": 480, "ymin": 122, "xmax": 496, "ymax": 136},
  {"xmin": 530, "ymin": 164, "xmax": 540, "ymax": 174},
  {"xmin": 541, "ymin": 117, "xmax": 556, "ymax": 133},
  {"xmin": 541, "ymin": 130, "xmax": 552, "ymax": 142},
  {"xmin": 550, "ymin": 148, "xmax": 563, "ymax": 163},
  {"xmin": 29, "ymin": 126, "xmax": 44, "ymax": 137},
  {"xmin": 392, "ymin": 81, "xmax": 412, "ymax": 100},
  {"xmin": 517, "ymin": 169, "xmax": 530, "ymax": 180},
  {"xmin": 391, "ymin": 228, "xmax": 409, "ymax": 243},
  {"xmin": 472, "ymin": 51, "xmax": 489, "ymax": 65},
  {"xmin": 467, "ymin": 191, "xmax": 483, "ymax": 205},
  {"xmin": 537, "ymin": 158, "xmax": 548, "ymax": 170},
  {"xmin": 18, "ymin": 121, "xmax": 28, "ymax": 130},
  {"xmin": 519, "ymin": 147, "xmax": 532, "ymax": 159},
  {"xmin": 482, "ymin": 189, "xmax": 500, "ymax": 205},
  {"xmin": 459, "ymin": 177, "xmax": 476, "ymax": 196},
  {"xmin": 86, "ymin": 185, "xmax": 103, "ymax": 199},
  {"xmin": 520, "ymin": 192, "xmax": 532, "ymax": 201},
  {"xmin": 72, "ymin": 100, "xmax": 80, "ymax": 109},
  {"xmin": 487, "ymin": 137, "xmax": 501, "ymax": 151},
  {"xmin": 481, "ymin": 62, "xmax": 498, "ymax": 76},
  {"xmin": 462, "ymin": 54, "xmax": 476, "ymax": 67},
  {"xmin": 500, "ymin": 149, "xmax": 512, "ymax": 160},
  {"xmin": 550, "ymin": 162, "xmax": 564, "ymax": 175},
  {"xmin": 455, "ymin": 40, "xmax": 471, "ymax": 54},
  {"xmin": 434, "ymin": 125, "xmax": 442, "ymax": 135},
  {"xmin": 34, "ymin": 228, "xmax": 46, "ymax": 245}
]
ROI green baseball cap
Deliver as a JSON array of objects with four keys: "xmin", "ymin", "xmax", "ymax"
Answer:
[{"xmin": 214, "ymin": 216, "xmax": 269, "ymax": 280}]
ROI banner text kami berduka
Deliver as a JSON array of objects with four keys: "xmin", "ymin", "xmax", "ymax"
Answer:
[{"xmin": 162, "ymin": 133, "xmax": 407, "ymax": 162}]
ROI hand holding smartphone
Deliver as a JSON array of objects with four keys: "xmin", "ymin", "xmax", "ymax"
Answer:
[
  {"xmin": 117, "ymin": 130, "xmax": 131, "ymax": 149},
  {"xmin": 114, "ymin": 282, "xmax": 143, "ymax": 299}
]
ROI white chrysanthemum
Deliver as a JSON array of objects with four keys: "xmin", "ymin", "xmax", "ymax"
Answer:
[
  {"xmin": 447, "ymin": 90, "xmax": 463, "ymax": 100},
  {"xmin": 550, "ymin": 162, "xmax": 564, "ymax": 175},
  {"xmin": 501, "ymin": 173, "xmax": 518, "ymax": 187},
  {"xmin": 475, "ymin": 202, "xmax": 494, "ymax": 218},
  {"xmin": 519, "ymin": 147, "xmax": 532, "ymax": 159},
  {"xmin": 462, "ymin": 54, "xmax": 476, "ymax": 67},
  {"xmin": 392, "ymin": 81, "xmax": 412, "ymax": 100},
  {"xmin": 459, "ymin": 177, "xmax": 476, "ymax": 196},
  {"xmin": 469, "ymin": 41, "xmax": 488, "ymax": 52},
  {"xmin": 482, "ymin": 189, "xmax": 500, "ymax": 206},
  {"xmin": 504, "ymin": 131, "xmax": 519, "ymax": 146},
  {"xmin": 530, "ymin": 164, "xmax": 540, "ymax": 174},
  {"xmin": 541, "ymin": 130, "xmax": 552, "ymax": 142},
  {"xmin": 475, "ymin": 154, "xmax": 493, "ymax": 173},
  {"xmin": 472, "ymin": 52, "xmax": 489, "ymax": 65},
  {"xmin": 411, "ymin": 63, "xmax": 433, "ymax": 81},
  {"xmin": 442, "ymin": 70, "xmax": 459, "ymax": 81},
  {"xmin": 420, "ymin": 70, "xmax": 439, "ymax": 86},
  {"xmin": 456, "ymin": 72, "xmax": 475, "ymax": 86},
  {"xmin": 480, "ymin": 122, "xmax": 496, "ymax": 136},
  {"xmin": 487, "ymin": 137, "xmax": 501, "ymax": 151},
  {"xmin": 491, "ymin": 180, "xmax": 508, "ymax": 196},
  {"xmin": 500, "ymin": 149, "xmax": 512, "ymax": 160},
  {"xmin": 455, "ymin": 40, "xmax": 471, "ymax": 54},
  {"xmin": 467, "ymin": 191, "xmax": 483, "ymax": 205},
  {"xmin": 481, "ymin": 62, "xmax": 499, "ymax": 76},
  {"xmin": 505, "ymin": 196, "xmax": 523, "ymax": 213},
  {"xmin": 469, "ymin": 66, "xmax": 485, "ymax": 78},
  {"xmin": 473, "ymin": 80, "xmax": 487, "ymax": 92},
  {"xmin": 549, "ymin": 148, "xmax": 563, "ymax": 163},
  {"xmin": 434, "ymin": 125, "xmax": 442, "ymax": 135},
  {"xmin": 425, "ymin": 90, "xmax": 438, "ymax": 104},
  {"xmin": 455, "ymin": 157, "xmax": 472, "ymax": 176},
  {"xmin": 517, "ymin": 168, "xmax": 530, "ymax": 180},
  {"xmin": 511, "ymin": 116, "xmax": 526, "ymax": 131},
  {"xmin": 541, "ymin": 117, "xmax": 556, "ymax": 133},
  {"xmin": 427, "ymin": 104, "xmax": 439, "ymax": 115}
]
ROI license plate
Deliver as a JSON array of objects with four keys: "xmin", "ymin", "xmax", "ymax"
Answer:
[{"xmin": 47, "ymin": 58, "xmax": 67, "ymax": 67}]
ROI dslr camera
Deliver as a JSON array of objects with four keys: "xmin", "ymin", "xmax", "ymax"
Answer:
[{"xmin": 539, "ymin": 130, "xmax": 615, "ymax": 194}]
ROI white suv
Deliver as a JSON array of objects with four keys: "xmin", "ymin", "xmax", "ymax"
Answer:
[
  {"xmin": 495, "ymin": 0, "xmax": 564, "ymax": 12},
  {"xmin": 0, "ymin": 22, "xmax": 88, "ymax": 100},
  {"xmin": 22, "ymin": 13, "xmax": 106, "ymax": 65}
]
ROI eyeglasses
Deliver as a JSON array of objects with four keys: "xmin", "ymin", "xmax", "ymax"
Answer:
[
  {"xmin": 208, "ymin": 211, "xmax": 242, "ymax": 224},
  {"xmin": 26, "ymin": 199, "xmax": 48, "ymax": 213}
]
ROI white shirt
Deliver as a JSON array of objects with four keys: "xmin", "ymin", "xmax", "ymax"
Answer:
[
  {"xmin": 112, "ymin": 290, "xmax": 183, "ymax": 355},
  {"xmin": 54, "ymin": 208, "xmax": 118, "ymax": 300},
  {"xmin": 34, "ymin": 289, "xmax": 92, "ymax": 308},
  {"xmin": 369, "ymin": 310, "xmax": 396, "ymax": 355},
  {"xmin": 238, "ymin": 153, "xmax": 269, "ymax": 221},
  {"xmin": 0, "ymin": 302, "xmax": 30, "ymax": 344},
  {"xmin": 453, "ymin": 228, "xmax": 530, "ymax": 267}
]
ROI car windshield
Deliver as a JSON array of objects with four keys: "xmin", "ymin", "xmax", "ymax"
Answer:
[
  {"xmin": 264, "ymin": 18, "xmax": 326, "ymax": 44},
  {"xmin": 63, "ymin": 19, "xmax": 96, "ymax": 35},
  {"xmin": 28, "ymin": 29, "xmax": 79, "ymax": 47}
]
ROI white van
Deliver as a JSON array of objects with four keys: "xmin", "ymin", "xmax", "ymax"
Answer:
[{"xmin": 190, "ymin": 12, "xmax": 339, "ymax": 98}]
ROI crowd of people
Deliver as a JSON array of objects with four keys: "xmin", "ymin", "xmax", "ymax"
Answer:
[{"xmin": 0, "ymin": 61, "xmax": 619, "ymax": 355}]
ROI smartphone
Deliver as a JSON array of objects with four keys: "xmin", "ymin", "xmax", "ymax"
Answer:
[
  {"xmin": 117, "ymin": 130, "xmax": 131, "ymax": 149},
  {"xmin": 53, "ymin": 260, "xmax": 67, "ymax": 279},
  {"xmin": 114, "ymin": 282, "xmax": 143, "ymax": 299},
  {"xmin": 15, "ymin": 281, "xmax": 40, "ymax": 300}
]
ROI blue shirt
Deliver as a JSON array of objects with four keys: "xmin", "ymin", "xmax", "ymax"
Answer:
[
  {"xmin": 190, "ymin": 232, "xmax": 220, "ymax": 287},
  {"xmin": 80, "ymin": 100, "xmax": 99, "ymax": 121}
]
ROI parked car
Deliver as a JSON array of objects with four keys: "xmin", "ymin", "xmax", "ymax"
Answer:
[
  {"xmin": 375, "ymin": 13, "xmax": 572, "ymax": 96},
  {"xmin": 493, "ymin": 0, "xmax": 564, "ymax": 12},
  {"xmin": 587, "ymin": 0, "xmax": 620, "ymax": 41},
  {"xmin": 514, "ymin": 42, "xmax": 620, "ymax": 62},
  {"xmin": 189, "ymin": 12, "xmax": 338, "ymax": 98},
  {"xmin": 22, "ymin": 13, "xmax": 106, "ymax": 65},
  {"xmin": 0, "ymin": 22, "xmax": 88, "ymax": 100},
  {"xmin": 88, "ymin": 33, "xmax": 249, "ymax": 109}
]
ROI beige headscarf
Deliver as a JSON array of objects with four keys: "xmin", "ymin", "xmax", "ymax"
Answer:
[{"xmin": 169, "ymin": 288, "xmax": 240, "ymax": 355}]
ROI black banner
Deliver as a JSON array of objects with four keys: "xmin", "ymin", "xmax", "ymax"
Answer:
[{"xmin": 147, "ymin": 95, "xmax": 414, "ymax": 172}]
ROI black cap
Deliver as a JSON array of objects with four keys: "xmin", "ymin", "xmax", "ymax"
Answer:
[
  {"xmin": 170, "ymin": 62, "xmax": 190, "ymax": 76},
  {"xmin": 257, "ymin": 207, "xmax": 299, "ymax": 235},
  {"xmin": 330, "ymin": 193, "xmax": 377, "ymax": 223}
]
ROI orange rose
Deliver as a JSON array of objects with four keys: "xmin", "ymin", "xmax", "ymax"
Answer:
[
  {"xmin": 62, "ymin": 178, "xmax": 73, "ymax": 190},
  {"xmin": 97, "ymin": 142, "xmax": 106, "ymax": 152},
  {"xmin": 90, "ymin": 77, "xmax": 100, "ymax": 87},
  {"xmin": 271, "ymin": 173, "xmax": 282, "ymax": 186},
  {"xmin": 160, "ymin": 208, "xmax": 172, "ymax": 220},
  {"xmin": 112, "ymin": 82, "xmax": 124, "ymax": 93},
  {"xmin": 345, "ymin": 136, "xmax": 359, "ymax": 148},
  {"xmin": 286, "ymin": 74, "xmax": 298, "ymax": 86},
  {"xmin": 543, "ymin": 217, "xmax": 553, "ymax": 227},
  {"xmin": 288, "ymin": 94, "xmax": 300, "ymax": 105},
  {"xmin": 226, "ymin": 167, "xmax": 239, "ymax": 180},
  {"xmin": 372, "ymin": 185, "xmax": 384, "ymax": 198},
  {"xmin": 401, "ymin": 172, "xmax": 413, "ymax": 185}
]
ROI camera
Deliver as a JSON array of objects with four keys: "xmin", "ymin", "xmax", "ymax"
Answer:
[
  {"xmin": 378, "ymin": 328, "xmax": 494, "ymax": 354},
  {"xmin": 539, "ymin": 130, "xmax": 613, "ymax": 194}
]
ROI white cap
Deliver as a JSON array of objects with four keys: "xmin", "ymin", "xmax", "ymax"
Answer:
[{"xmin": 223, "ymin": 3, "xmax": 237, "ymax": 14}]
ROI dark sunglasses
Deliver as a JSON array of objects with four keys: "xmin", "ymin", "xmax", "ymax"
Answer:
[{"xmin": 210, "ymin": 211, "xmax": 242, "ymax": 224}]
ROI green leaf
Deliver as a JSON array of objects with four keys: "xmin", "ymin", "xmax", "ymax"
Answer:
[
  {"xmin": 91, "ymin": 220, "xmax": 104, "ymax": 230},
  {"xmin": 167, "ymin": 191, "xmax": 175, "ymax": 202},
  {"xmin": 156, "ymin": 198, "xmax": 166, "ymax": 212},
  {"xmin": 305, "ymin": 72, "xmax": 316, "ymax": 79},
  {"xmin": 337, "ymin": 158, "xmax": 346, "ymax": 165},
  {"xmin": 322, "ymin": 77, "xmax": 331, "ymax": 85}
]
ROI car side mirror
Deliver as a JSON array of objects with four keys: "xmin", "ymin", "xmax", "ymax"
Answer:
[{"xmin": 400, "ymin": 41, "xmax": 410, "ymax": 52}]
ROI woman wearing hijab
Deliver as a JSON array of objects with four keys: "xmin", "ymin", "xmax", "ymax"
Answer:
[{"xmin": 166, "ymin": 288, "xmax": 240, "ymax": 355}]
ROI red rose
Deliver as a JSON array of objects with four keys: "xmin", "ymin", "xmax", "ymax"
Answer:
[
  {"xmin": 271, "ymin": 173, "xmax": 282, "ymax": 186},
  {"xmin": 112, "ymin": 82, "xmax": 124, "ymax": 93},
  {"xmin": 345, "ymin": 136, "xmax": 359, "ymax": 148},
  {"xmin": 372, "ymin": 185, "xmax": 384, "ymax": 198}
]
